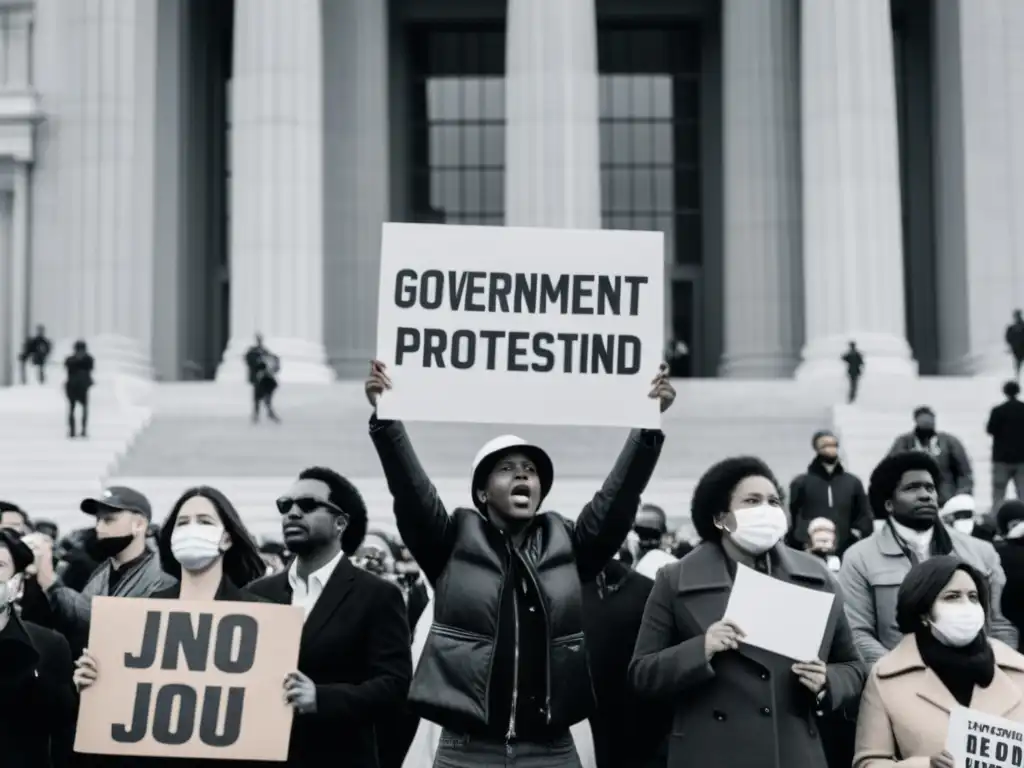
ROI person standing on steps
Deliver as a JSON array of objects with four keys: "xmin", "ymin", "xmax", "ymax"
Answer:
[
  {"xmin": 841, "ymin": 340, "xmax": 864, "ymax": 404},
  {"xmin": 64, "ymin": 339, "xmax": 94, "ymax": 439},
  {"xmin": 18, "ymin": 324, "xmax": 51, "ymax": 385},
  {"xmin": 1006, "ymin": 309, "xmax": 1024, "ymax": 380},
  {"xmin": 365, "ymin": 359, "xmax": 675, "ymax": 768},
  {"xmin": 245, "ymin": 333, "xmax": 281, "ymax": 423}
]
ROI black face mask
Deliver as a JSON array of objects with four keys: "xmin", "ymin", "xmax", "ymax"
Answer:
[
  {"xmin": 93, "ymin": 534, "xmax": 134, "ymax": 559},
  {"xmin": 633, "ymin": 526, "xmax": 664, "ymax": 549},
  {"xmin": 914, "ymin": 427, "xmax": 936, "ymax": 440}
]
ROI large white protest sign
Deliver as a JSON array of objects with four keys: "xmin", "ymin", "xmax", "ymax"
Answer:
[
  {"xmin": 375, "ymin": 223, "xmax": 665, "ymax": 429},
  {"xmin": 947, "ymin": 706, "xmax": 1024, "ymax": 767}
]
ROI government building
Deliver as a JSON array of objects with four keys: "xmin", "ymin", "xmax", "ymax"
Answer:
[{"xmin": 0, "ymin": 0, "xmax": 1019, "ymax": 385}]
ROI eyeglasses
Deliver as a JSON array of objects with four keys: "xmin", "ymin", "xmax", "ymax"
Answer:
[{"xmin": 275, "ymin": 496, "xmax": 345, "ymax": 517}]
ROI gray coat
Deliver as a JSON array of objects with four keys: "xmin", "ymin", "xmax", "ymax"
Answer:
[
  {"xmin": 837, "ymin": 523, "xmax": 1018, "ymax": 665},
  {"xmin": 629, "ymin": 542, "xmax": 866, "ymax": 768},
  {"xmin": 47, "ymin": 550, "xmax": 177, "ymax": 652}
]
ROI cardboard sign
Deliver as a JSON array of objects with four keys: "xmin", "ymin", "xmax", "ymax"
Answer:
[
  {"xmin": 75, "ymin": 597, "xmax": 303, "ymax": 762},
  {"xmin": 947, "ymin": 705, "xmax": 1024, "ymax": 767},
  {"xmin": 375, "ymin": 223, "xmax": 665, "ymax": 429}
]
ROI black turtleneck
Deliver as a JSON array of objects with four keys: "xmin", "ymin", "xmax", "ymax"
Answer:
[{"xmin": 915, "ymin": 628, "xmax": 995, "ymax": 707}]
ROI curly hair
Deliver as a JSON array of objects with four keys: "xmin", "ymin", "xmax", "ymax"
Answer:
[
  {"xmin": 867, "ymin": 451, "xmax": 941, "ymax": 519},
  {"xmin": 690, "ymin": 456, "xmax": 782, "ymax": 543},
  {"xmin": 298, "ymin": 466, "xmax": 368, "ymax": 555},
  {"xmin": 895, "ymin": 555, "xmax": 989, "ymax": 635}
]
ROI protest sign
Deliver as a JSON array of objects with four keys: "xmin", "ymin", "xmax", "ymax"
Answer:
[
  {"xmin": 75, "ymin": 597, "xmax": 303, "ymax": 761},
  {"xmin": 947, "ymin": 706, "xmax": 1024, "ymax": 768},
  {"xmin": 375, "ymin": 223, "xmax": 665, "ymax": 429}
]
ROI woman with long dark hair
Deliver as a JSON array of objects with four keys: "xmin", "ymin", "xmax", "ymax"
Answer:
[
  {"xmin": 72, "ymin": 486, "xmax": 268, "ymax": 767},
  {"xmin": 854, "ymin": 556, "xmax": 1024, "ymax": 768}
]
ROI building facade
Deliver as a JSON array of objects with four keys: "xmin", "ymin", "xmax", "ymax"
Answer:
[{"xmin": 0, "ymin": 0, "xmax": 1022, "ymax": 385}]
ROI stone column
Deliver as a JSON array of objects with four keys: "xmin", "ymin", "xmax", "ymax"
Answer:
[
  {"xmin": 719, "ymin": 0, "xmax": 802, "ymax": 378},
  {"xmin": 321, "ymin": 0, "xmax": 390, "ymax": 378},
  {"xmin": 217, "ymin": 0, "xmax": 333, "ymax": 383},
  {"xmin": 505, "ymin": 0, "xmax": 601, "ymax": 229},
  {"xmin": 797, "ymin": 0, "xmax": 917, "ymax": 382},
  {"xmin": 9, "ymin": 164, "xmax": 28, "ymax": 383},
  {"xmin": 32, "ymin": 0, "xmax": 160, "ymax": 380},
  {"xmin": 933, "ymin": 1, "xmax": 1024, "ymax": 374}
]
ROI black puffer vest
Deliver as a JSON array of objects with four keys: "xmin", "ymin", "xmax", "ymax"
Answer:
[{"xmin": 409, "ymin": 508, "xmax": 592, "ymax": 735}]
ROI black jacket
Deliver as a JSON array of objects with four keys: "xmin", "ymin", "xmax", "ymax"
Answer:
[
  {"xmin": 787, "ymin": 459, "xmax": 872, "ymax": 556},
  {"xmin": 247, "ymin": 556, "xmax": 412, "ymax": 768},
  {"xmin": 369, "ymin": 416, "xmax": 664, "ymax": 742},
  {"xmin": 987, "ymin": 399, "xmax": 1024, "ymax": 464},
  {"xmin": 0, "ymin": 614, "xmax": 75, "ymax": 768}
]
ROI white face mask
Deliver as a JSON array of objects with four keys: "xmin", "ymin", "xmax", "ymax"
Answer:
[
  {"xmin": 171, "ymin": 524, "xmax": 225, "ymax": 573},
  {"xmin": 724, "ymin": 504, "xmax": 789, "ymax": 555},
  {"xmin": 0, "ymin": 574, "xmax": 22, "ymax": 609},
  {"xmin": 952, "ymin": 518, "xmax": 975, "ymax": 535},
  {"xmin": 930, "ymin": 602, "xmax": 986, "ymax": 647}
]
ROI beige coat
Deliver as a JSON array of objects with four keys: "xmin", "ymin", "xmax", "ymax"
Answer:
[{"xmin": 854, "ymin": 634, "xmax": 1024, "ymax": 768}]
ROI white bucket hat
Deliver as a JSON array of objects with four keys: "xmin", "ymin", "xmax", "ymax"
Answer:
[{"xmin": 470, "ymin": 435, "xmax": 554, "ymax": 511}]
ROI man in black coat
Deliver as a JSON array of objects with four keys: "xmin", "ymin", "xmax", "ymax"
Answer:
[
  {"xmin": 583, "ymin": 558, "xmax": 669, "ymax": 768},
  {"xmin": 0, "ymin": 529, "xmax": 75, "ymax": 768},
  {"xmin": 788, "ymin": 430, "xmax": 872, "ymax": 557},
  {"xmin": 247, "ymin": 466, "xmax": 412, "ymax": 768},
  {"xmin": 987, "ymin": 380, "xmax": 1024, "ymax": 507}
]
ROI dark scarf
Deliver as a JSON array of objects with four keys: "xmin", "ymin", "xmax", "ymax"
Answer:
[
  {"xmin": 887, "ymin": 518, "xmax": 954, "ymax": 563},
  {"xmin": 916, "ymin": 628, "xmax": 995, "ymax": 707}
]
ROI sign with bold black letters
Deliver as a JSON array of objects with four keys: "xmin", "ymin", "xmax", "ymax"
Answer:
[{"xmin": 75, "ymin": 597, "xmax": 303, "ymax": 761}]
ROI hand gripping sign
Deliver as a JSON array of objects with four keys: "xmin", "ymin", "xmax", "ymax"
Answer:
[{"xmin": 75, "ymin": 597, "xmax": 303, "ymax": 762}]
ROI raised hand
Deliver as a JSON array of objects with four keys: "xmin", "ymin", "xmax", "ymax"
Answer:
[
  {"xmin": 365, "ymin": 360, "xmax": 392, "ymax": 408},
  {"xmin": 648, "ymin": 362, "xmax": 676, "ymax": 413}
]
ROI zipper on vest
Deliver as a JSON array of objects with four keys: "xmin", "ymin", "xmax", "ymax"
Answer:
[
  {"xmin": 828, "ymin": 484, "xmax": 833, "ymax": 508},
  {"xmin": 506, "ymin": 581, "xmax": 520, "ymax": 743},
  {"xmin": 516, "ymin": 551, "xmax": 552, "ymax": 725}
]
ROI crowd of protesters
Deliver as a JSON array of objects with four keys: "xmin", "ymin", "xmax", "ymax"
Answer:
[{"xmin": 1, "ymin": 366, "xmax": 1024, "ymax": 767}]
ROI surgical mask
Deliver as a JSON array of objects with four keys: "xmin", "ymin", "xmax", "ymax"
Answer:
[
  {"xmin": 171, "ymin": 524, "xmax": 225, "ymax": 572},
  {"xmin": 0, "ymin": 574, "xmax": 22, "ymax": 609},
  {"xmin": 952, "ymin": 518, "xmax": 975, "ymax": 535},
  {"xmin": 725, "ymin": 504, "xmax": 789, "ymax": 555},
  {"xmin": 1007, "ymin": 520, "xmax": 1024, "ymax": 540},
  {"xmin": 930, "ymin": 602, "xmax": 985, "ymax": 647}
]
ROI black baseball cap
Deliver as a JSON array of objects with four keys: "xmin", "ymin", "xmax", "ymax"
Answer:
[{"xmin": 80, "ymin": 486, "xmax": 152, "ymax": 521}]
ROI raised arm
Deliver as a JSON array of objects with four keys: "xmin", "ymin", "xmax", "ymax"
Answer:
[
  {"xmin": 369, "ymin": 416, "xmax": 455, "ymax": 585},
  {"xmin": 572, "ymin": 429, "xmax": 664, "ymax": 582}
]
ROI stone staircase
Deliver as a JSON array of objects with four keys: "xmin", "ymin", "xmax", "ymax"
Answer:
[
  {"xmin": 109, "ymin": 380, "xmax": 834, "ymax": 535},
  {"xmin": 832, "ymin": 375, "xmax": 1015, "ymax": 513},
  {"xmin": 0, "ymin": 382, "xmax": 152, "ymax": 531}
]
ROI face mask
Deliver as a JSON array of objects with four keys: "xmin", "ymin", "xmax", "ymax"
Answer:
[
  {"xmin": 725, "ymin": 504, "xmax": 789, "ymax": 555},
  {"xmin": 1007, "ymin": 520, "xmax": 1024, "ymax": 540},
  {"xmin": 930, "ymin": 602, "xmax": 985, "ymax": 647},
  {"xmin": 0, "ymin": 574, "xmax": 22, "ymax": 609},
  {"xmin": 171, "ymin": 524, "xmax": 225, "ymax": 572},
  {"xmin": 952, "ymin": 518, "xmax": 975, "ymax": 535},
  {"xmin": 94, "ymin": 534, "xmax": 134, "ymax": 559}
]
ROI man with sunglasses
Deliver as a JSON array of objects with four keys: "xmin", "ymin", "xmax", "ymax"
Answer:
[{"xmin": 248, "ymin": 466, "xmax": 412, "ymax": 768}]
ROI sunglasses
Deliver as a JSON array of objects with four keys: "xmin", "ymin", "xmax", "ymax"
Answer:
[{"xmin": 275, "ymin": 496, "xmax": 345, "ymax": 517}]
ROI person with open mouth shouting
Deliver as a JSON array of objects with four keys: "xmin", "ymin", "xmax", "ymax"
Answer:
[{"xmin": 365, "ymin": 359, "xmax": 675, "ymax": 768}]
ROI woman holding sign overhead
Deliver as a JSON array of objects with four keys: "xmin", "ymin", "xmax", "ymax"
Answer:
[
  {"xmin": 72, "ymin": 486, "xmax": 268, "ymax": 768},
  {"xmin": 628, "ymin": 456, "xmax": 866, "ymax": 768},
  {"xmin": 854, "ymin": 556, "xmax": 1024, "ymax": 768}
]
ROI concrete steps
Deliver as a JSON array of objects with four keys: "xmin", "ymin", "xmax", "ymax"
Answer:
[{"xmin": 0, "ymin": 383, "xmax": 152, "ymax": 530}]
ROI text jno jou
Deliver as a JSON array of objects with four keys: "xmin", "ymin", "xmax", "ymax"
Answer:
[
  {"xmin": 392, "ymin": 269, "xmax": 651, "ymax": 375},
  {"xmin": 112, "ymin": 611, "xmax": 257, "ymax": 748}
]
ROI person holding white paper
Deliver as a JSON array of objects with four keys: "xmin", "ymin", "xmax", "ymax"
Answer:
[
  {"xmin": 853, "ymin": 556, "xmax": 1024, "ymax": 768},
  {"xmin": 629, "ymin": 456, "xmax": 865, "ymax": 768}
]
